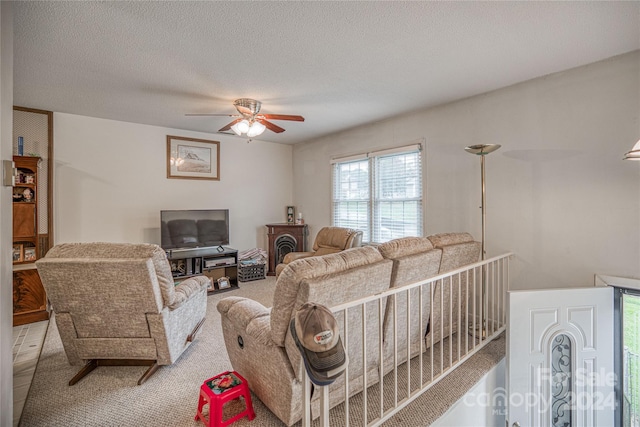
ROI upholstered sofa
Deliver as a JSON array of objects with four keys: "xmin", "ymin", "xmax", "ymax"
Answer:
[
  {"xmin": 217, "ymin": 232, "xmax": 480, "ymax": 425},
  {"xmin": 36, "ymin": 243, "xmax": 210, "ymax": 385},
  {"xmin": 274, "ymin": 226, "xmax": 363, "ymax": 276}
]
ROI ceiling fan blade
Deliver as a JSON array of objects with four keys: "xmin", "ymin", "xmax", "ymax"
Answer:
[
  {"xmin": 259, "ymin": 114, "xmax": 305, "ymax": 122},
  {"xmin": 218, "ymin": 118, "xmax": 242, "ymax": 132},
  {"xmin": 185, "ymin": 113, "xmax": 240, "ymax": 117},
  {"xmin": 257, "ymin": 118, "xmax": 285, "ymax": 133}
]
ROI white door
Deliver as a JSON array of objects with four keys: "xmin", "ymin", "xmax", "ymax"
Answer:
[{"xmin": 507, "ymin": 287, "xmax": 614, "ymax": 427}]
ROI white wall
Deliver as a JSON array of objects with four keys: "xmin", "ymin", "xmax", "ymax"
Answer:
[
  {"xmin": 432, "ymin": 359, "xmax": 506, "ymax": 427},
  {"xmin": 54, "ymin": 113, "xmax": 293, "ymax": 251},
  {"xmin": 0, "ymin": 3, "xmax": 12, "ymax": 424},
  {"xmin": 293, "ymin": 51, "xmax": 640, "ymax": 290}
]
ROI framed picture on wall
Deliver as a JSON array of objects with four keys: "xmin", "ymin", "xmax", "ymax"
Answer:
[{"xmin": 166, "ymin": 135, "xmax": 220, "ymax": 180}]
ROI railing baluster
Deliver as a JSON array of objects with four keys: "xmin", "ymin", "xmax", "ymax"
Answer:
[
  {"xmin": 430, "ymin": 280, "xmax": 434, "ymax": 382},
  {"xmin": 362, "ymin": 303, "xmax": 367, "ymax": 425},
  {"xmin": 378, "ymin": 298, "xmax": 384, "ymax": 420},
  {"xmin": 344, "ymin": 308, "xmax": 350, "ymax": 427},
  {"xmin": 440, "ymin": 278, "xmax": 444, "ymax": 375},
  {"xmin": 491, "ymin": 261, "xmax": 498, "ymax": 333},
  {"xmin": 419, "ymin": 283, "xmax": 424, "ymax": 388},
  {"xmin": 449, "ymin": 276, "xmax": 453, "ymax": 368},
  {"xmin": 472, "ymin": 266, "xmax": 477, "ymax": 348},
  {"xmin": 457, "ymin": 272, "xmax": 461, "ymax": 363},
  {"xmin": 393, "ymin": 292, "xmax": 398, "ymax": 407},
  {"xmin": 406, "ymin": 288, "xmax": 411, "ymax": 398},
  {"xmin": 465, "ymin": 269, "xmax": 469, "ymax": 355},
  {"xmin": 303, "ymin": 370, "xmax": 312, "ymax": 427}
]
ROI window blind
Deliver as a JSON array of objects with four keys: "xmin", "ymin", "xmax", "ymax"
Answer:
[{"xmin": 332, "ymin": 144, "xmax": 423, "ymax": 243}]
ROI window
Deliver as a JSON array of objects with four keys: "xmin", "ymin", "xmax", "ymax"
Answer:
[
  {"xmin": 621, "ymin": 291, "xmax": 640, "ymax": 426},
  {"xmin": 332, "ymin": 144, "xmax": 423, "ymax": 243}
]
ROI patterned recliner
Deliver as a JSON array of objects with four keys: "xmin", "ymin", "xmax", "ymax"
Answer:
[
  {"xmin": 36, "ymin": 242, "xmax": 210, "ymax": 385},
  {"xmin": 218, "ymin": 246, "xmax": 392, "ymax": 426}
]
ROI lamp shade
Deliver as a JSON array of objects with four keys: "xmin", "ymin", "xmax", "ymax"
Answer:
[
  {"xmin": 624, "ymin": 139, "xmax": 640, "ymax": 160},
  {"xmin": 231, "ymin": 119, "xmax": 251, "ymax": 136},
  {"xmin": 246, "ymin": 121, "xmax": 266, "ymax": 137}
]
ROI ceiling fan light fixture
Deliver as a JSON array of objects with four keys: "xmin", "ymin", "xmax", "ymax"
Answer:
[
  {"xmin": 247, "ymin": 121, "xmax": 266, "ymax": 137},
  {"xmin": 231, "ymin": 119, "xmax": 251, "ymax": 135},
  {"xmin": 624, "ymin": 139, "xmax": 640, "ymax": 160}
]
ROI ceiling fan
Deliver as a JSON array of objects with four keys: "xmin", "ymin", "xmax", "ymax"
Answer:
[{"xmin": 186, "ymin": 98, "xmax": 304, "ymax": 137}]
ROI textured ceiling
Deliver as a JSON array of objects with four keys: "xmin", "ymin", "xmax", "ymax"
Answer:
[{"xmin": 12, "ymin": 1, "xmax": 640, "ymax": 144}]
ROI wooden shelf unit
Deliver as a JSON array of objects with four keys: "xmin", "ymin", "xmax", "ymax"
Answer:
[
  {"xmin": 166, "ymin": 246, "xmax": 239, "ymax": 294},
  {"xmin": 12, "ymin": 107, "xmax": 54, "ymax": 326},
  {"xmin": 13, "ymin": 156, "xmax": 40, "ymax": 265}
]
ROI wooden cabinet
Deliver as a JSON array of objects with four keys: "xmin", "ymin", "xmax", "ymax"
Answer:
[
  {"xmin": 13, "ymin": 268, "xmax": 49, "ymax": 325},
  {"xmin": 12, "ymin": 107, "xmax": 53, "ymax": 325}
]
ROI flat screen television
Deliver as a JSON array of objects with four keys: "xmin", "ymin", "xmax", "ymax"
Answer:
[{"xmin": 161, "ymin": 209, "xmax": 229, "ymax": 250}]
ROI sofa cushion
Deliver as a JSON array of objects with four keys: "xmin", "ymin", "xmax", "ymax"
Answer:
[
  {"xmin": 427, "ymin": 232, "xmax": 474, "ymax": 247},
  {"xmin": 428, "ymin": 233, "xmax": 480, "ymax": 273},
  {"xmin": 270, "ymin": 246, "xmax": 384, "ymax": 347},
  {"xmin": 377, "ymin": 236, "xmax": 434, "ymax": 259},
  {"xmin": 313, "ymin": 247, "xmax": 342, "ymax": 257}
]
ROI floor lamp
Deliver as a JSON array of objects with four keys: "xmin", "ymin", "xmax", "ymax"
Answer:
[{"xmin": 465, "ymin": 144, "xmax": 501, "ymax": 338}]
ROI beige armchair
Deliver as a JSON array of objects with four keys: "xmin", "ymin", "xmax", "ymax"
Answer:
[
  {"xmin": 36, "ymin": 242, "xmax": 210, "ymax": 385},
  {"xmin": 275, "ymin": 226, "xmax": 363, "ymax": 276}
]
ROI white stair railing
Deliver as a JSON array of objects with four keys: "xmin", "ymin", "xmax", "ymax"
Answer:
[{"xmin": 301, "ymin": 253, "xmax": 513, "ymax": 427}]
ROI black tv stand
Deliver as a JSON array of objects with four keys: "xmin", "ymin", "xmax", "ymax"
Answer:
[{"xmin": 166, "ymin": 246, "xmax": 238, "ymax": 294}]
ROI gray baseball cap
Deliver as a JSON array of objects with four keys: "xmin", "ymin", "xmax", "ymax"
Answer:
[{"xmin": 290, "ymin": 302, "xmax": 348, "ymax": 386}]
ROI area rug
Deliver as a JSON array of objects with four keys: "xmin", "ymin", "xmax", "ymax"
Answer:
[{"xmin": 19, "ymin": 275, "xmax": 505, "ymax": 427}]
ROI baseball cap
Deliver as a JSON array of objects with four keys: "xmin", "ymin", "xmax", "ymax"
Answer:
[{"xmin": 290, "ymin": 302, "xmax": 348, "ymax": 386}]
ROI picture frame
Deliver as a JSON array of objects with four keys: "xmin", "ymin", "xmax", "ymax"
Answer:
[
  {"xmin": 166, "ymin": 135, "xmax": 220, "ymax": 180},
  {"xmin": 12, "ymin": 244, "xmax": 23, "ymax": 262},
  {"xmin": 286, "ymin": 206, "xmax": 295, "ymax": 224},
  {"xmin": 23, "ymin": 247, "xmax": 36, "ymax": 262},
  {"xmin": 217, "ymin": 276, "xmax": 231, "ymax": 290}
]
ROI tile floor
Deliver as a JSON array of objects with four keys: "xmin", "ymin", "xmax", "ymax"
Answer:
[{"xmin": 13, "ymin": 320, "xmax": 48, "ymax": 427}]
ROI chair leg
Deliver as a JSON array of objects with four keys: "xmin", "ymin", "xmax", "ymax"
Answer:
[
  {"xmin": 69, "ymin": 359, "xmax": 98, "ymax": 386},
  {"xmin": 137, "ymin": 362, "xmax": 160, "ymax": 385},
  {"xmin": 68, "ymin": 359, "xmax": 159, "ymax": 386},
  {"xmin": 187, "ymin": 317, "xmax": 206, "ymax": 343}
]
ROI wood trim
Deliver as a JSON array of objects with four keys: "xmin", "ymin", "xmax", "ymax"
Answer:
[{"xmin": 13, "ymin": 106, "xmax": 54, "ymax": 254}]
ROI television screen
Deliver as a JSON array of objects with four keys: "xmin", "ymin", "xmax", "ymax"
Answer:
[{"xmin": 161, "ymin": 209, "xmax": 229, "ymax": 250}]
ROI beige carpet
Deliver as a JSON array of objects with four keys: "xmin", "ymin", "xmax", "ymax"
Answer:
[{"xmin": 19, "ymin": 276, "xmax": 505, "ymax": 427}]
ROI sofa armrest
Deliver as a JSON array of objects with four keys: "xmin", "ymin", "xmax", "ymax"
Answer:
[
  {"xmin": 217, "ymin": 297, "xmax": 273, "ymax": 346},
  {"xmin": 282, "ymin": 251, "xmax": 315, "ymax": 264},
  {"xmin": 169, "ymin": 276, "xmax": 210, "ymax": 310}
]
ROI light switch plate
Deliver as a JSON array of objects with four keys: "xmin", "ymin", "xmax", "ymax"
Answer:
[{"xmin": 3, "ymin": 160, "xmax": 15, "ymax": 186}]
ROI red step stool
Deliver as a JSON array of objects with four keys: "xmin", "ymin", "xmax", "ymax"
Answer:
[{"xmin": 195, "ymin": 371, "xmax": 255, "ymax": 427}]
